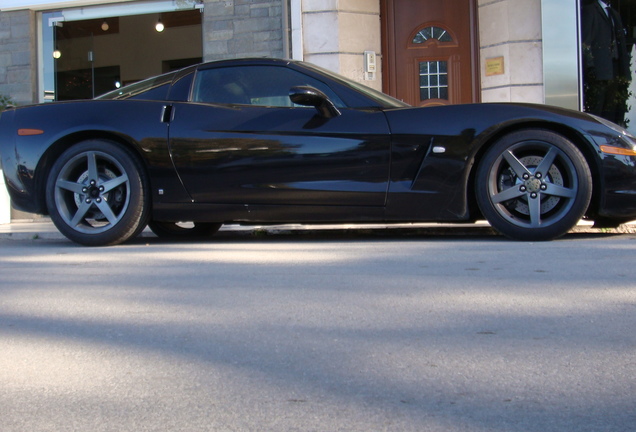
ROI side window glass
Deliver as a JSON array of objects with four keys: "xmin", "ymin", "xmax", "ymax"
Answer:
[
  {"xmin": 168, "ymin": 72, "xmax": 194, "ymax": 102},
  {"xmin": 192, "ymin": 65, "xmax": 345, "ymax": 107},
  {"xmin": 128, "ymin": 83, "xmax": 170, "ymax": 101},
  {"xmin": 192, "ymin": 67, "xmax": 250, "ymax": 105}
]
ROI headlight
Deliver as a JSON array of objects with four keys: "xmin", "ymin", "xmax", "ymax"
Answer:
[{"xmin": 591, "ymin": 114, "xmax": 636, "ymax": 139}]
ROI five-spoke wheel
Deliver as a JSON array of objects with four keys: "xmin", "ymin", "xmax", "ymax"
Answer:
[
  {"xmin": 476, "ymin": 130, "xmax": 592, "ymax": 241},
  {"xmin": 46, "ymin": 140, "xmax": 149, "ymax": 246}
]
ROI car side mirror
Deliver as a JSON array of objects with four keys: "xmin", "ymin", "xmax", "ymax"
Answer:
[{"xmin": 289, "ymin": 86, "xmax": 341, "ymax": 118}]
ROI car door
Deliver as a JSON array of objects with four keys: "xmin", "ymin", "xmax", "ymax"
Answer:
[{"xmin": 167, "ymin": 65, "xmax": 391, "ymax": 207}]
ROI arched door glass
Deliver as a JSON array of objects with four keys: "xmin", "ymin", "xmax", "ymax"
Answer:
[{"xmin": 412, "ymin": 26, "xmax": 453, "ymax": 44}]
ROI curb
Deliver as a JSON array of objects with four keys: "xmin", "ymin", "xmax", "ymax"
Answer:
[{"xmin": 1, "ymin": 219, "xmax": 636, "ymax": 242}]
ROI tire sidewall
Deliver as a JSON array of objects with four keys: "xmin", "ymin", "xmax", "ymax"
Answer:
[{"xmin": 46, "ymin": 140, "xmax": 149, "ymax": 246}]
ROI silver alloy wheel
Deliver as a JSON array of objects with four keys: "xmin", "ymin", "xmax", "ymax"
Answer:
[
  {"xmin": 53, "ymin": 150, "xmax": 131, "ymax": 234},
  {"xmin": 476, "ymin": 129, "xmax": 592, "ymax": 241},
  {"xmin": 486, "ymin": 141, "xmax": 578, "ymax": 229}
]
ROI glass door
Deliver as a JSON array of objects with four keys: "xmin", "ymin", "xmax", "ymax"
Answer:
[{"xmin": 39, "ymin": 11, "xmax": 63, "ymax": 102}]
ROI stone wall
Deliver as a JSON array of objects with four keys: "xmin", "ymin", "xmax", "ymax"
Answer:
[
  {"xmin": 202, "ymin": 0, "xmax": 285, "ymax": 61},
  {"xmin": 0, "ymin": 10, "xmax": 37, "ymax": 106},
  {"xmin": 0, "ymin": 10, "xmax": 38, "ymax": 221},
  {"xmin": 478, "ymin": 0, "xmax": 544, "ymax": 103},
  {"xmin": 301, "ymin": 0, "xmax": 382, "ymax": 91}
]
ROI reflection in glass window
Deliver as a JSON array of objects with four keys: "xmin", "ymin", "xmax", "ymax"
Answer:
[
  {"xmin": 419, "ymin": 61, "xmax": 448, "ymax": 101},
  {"xmin": 412, "ymin": 26, "xmax": 453, "ymax": 44},
  {"xmin": 192, "ymin": 65, "xmax": 345, "ymax": 107}
]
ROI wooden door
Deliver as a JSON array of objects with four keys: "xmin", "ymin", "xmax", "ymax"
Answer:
[{"xmin": 382, "ymin": 0, "xmax": 479, "ymax": 106}]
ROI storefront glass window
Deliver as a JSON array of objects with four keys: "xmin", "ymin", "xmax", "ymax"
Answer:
[
  {"xmin": 37, "ymin": 3, "xmax": 202, "ymax": 102},
  {"xmin": 580, "ymin": 0, "xmax": 632, "ymax": 127}
]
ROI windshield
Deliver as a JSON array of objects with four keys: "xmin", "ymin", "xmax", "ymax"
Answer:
[{"xmin": 300, "ymin": 62, "xmax": 410, "ymax": 109}]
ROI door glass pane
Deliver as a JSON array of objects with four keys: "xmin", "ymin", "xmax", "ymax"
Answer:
[
  {"xmin": 412, "ymin": 26, "xmax": 453, "ymax": 44},
  {"xmin": 419, "ymin": 60, "xmax": 448, "ymax": 101}
]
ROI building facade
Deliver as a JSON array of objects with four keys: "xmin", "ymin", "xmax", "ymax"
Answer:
[
  {"xmin": 0, "ymin": 0, "xmax": 632, "ymax": 222},
  {"xmin": 0, "ymin": 0, "xmax": 550, "ymax": 105}
]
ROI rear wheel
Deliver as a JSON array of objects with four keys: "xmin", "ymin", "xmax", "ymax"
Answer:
[
  {"xmin": 148, "ymin": 221, "xmax": 222, "ymax": 239},
  {"xmin": 475, "ymin": 130, "xmax": 592, "ymax": 241},
  {"xmin": 46, "ymin": 140, "xmax": 149, "ymax": 246}
]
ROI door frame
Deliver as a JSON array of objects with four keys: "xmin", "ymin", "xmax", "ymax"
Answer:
[{"xmin": 380, "ymin": 0, "xmax": 481, "ymax": 104}]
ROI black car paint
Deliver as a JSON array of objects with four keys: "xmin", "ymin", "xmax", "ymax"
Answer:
[
  {"xmin": 1, "ymin": 58, "xmax": 636, "ymax": 230},
  {"xmin": 168, "ymin": 102, "xmax": 391, "ymax": 206}
]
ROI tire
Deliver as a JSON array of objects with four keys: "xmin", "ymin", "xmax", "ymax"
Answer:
[
  {"xmin": 148, "ymin": 221, "xmax": 222, "ymax": 239},
  {"xmin": 475, "ymin": 129, "xmax": 592, "ymax": 241},
  {"xmin": 45, "ymin": 140, "xmax": 149, "ymax": 246}
]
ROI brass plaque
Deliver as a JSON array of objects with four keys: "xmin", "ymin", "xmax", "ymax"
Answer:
[{"xmin": 486, "ymin": 57, "xmax": 505, "ymax": 76}]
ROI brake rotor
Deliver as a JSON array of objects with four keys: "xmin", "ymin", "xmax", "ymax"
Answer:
[
  {"xmin": 73, "ymin": 168, "xmax": 118, "ymax": 219},
  {"xmin": 499, "ymin": 155, "xmax": 564, "ymax": 215}
]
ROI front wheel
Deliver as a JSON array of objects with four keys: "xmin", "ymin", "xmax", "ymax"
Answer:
[
  {"xmin": 475, "ymin": 130, "xmax": 592, "ymax": 241},
  {"xmin": 46, "ymin": 140, "xmax": 149, "ymax": 246}
]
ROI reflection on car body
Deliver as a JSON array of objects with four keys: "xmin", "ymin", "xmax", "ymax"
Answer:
[{"xmin": 1, "ymin": 58, "xmax": 636, "ymax": 245}]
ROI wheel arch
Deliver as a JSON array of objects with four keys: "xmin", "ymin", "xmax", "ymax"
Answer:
[
  {"xmin": 466, "ymin": 121, "xmax": 602, "ymax": 220},
  {"xmin": 33, "ymin": 130, "xmax": 149, "ymax": 216}
]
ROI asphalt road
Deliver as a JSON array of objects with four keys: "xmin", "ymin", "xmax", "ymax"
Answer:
[{"xmin": 1, "ymin": 230, "xmax": 635, "ymax": 431}]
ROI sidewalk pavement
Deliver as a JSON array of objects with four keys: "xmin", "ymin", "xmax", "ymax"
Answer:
[{"xmin": 1, "ymin": 218, "xmax": 635, "ymax": 242}]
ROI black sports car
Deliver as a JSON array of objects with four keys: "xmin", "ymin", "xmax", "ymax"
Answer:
[{"xmin": 2, "ymin": 58, "xmax": 636, "ymax": 245}]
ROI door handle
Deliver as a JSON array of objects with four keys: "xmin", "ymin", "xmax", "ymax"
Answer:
[{"xmin": 161, "ymin": 105, "xmax": 174, "ymax": 123}]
